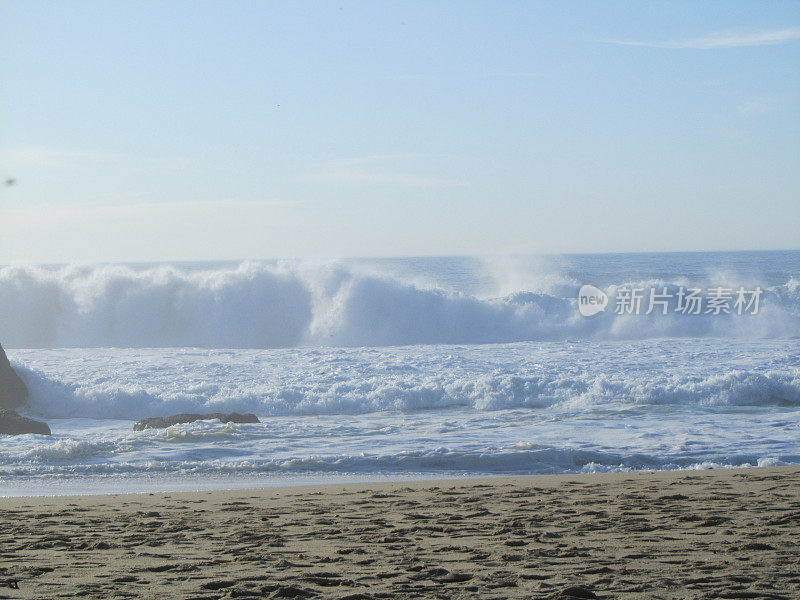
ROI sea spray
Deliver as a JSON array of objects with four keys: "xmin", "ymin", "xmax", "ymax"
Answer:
[{"xmin": 1, "ymin": 258, "xmax": 798, "ymax": 348}]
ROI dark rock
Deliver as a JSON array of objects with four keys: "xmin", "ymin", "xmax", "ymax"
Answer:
[
  {"xmin": 133, "ymin": 412, "xmax": 260, "ymax": 431},
  {"xmin": 0, "ymin": 410, "xmax": 51, "ymax": 435},
  {"xmin": 0, "ymin": 342, "xmax": 28, "ymax": 410}
]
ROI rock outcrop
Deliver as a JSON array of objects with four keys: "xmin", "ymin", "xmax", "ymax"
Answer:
[
  {"xmin": 133, "ymin": 412, "xmax": 260, "ymax": 431},
  {"xmin": 0, "ymin": 410, "xmax": 51, "ymax": 435},
  {"xmin": 0, "ymin": 343, "xmax": 28, "ymax": 410}
]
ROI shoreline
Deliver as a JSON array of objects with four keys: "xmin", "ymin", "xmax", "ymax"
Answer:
[
  {"xmin": 1, "ymin": 465, "xmax": 797, "ymax": 598},
  {"xmin": 1, "ymin": 463, "xmax": 797, "ymax": 500}
]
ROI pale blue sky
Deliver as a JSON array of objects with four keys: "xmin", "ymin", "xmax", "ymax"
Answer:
[{"xmin": 1, "ymin": 1, "xmax": 798, "ymax": 263}]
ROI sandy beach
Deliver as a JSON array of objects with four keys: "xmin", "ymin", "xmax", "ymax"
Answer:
[{"xmin": 0, "ymin": 466, "xmax": 797, "ymax": 599}]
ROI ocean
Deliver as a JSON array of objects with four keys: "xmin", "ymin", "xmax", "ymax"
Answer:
[{"xmin": 1, "ymin": 250, "xmax": 798, "ymax": 495}]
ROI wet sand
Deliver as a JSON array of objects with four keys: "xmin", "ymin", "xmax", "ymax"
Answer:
[{"xmin": 1, "ymin": 466, "xmax": 798, "ymax": 599}]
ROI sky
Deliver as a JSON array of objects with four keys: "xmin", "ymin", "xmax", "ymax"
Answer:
[{"xmin": 1, "ymin": 1, "xmax": 799, "ymax": 263}]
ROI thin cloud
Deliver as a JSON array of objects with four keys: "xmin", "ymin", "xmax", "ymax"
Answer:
[
  {"xmin": 0, "ymin": 145, "xmax": 192, "ymax": 174},
  {"xmin": 380, "ymin": 71, "xmax": 541, "ymax": 82},
  {"xmin": 1, "ymin": 198, "xmax": 297, "ymax": 228},
  {"xmin": 605, "ymin": 27, "xmax": 800, "ymax": 50},
  {"xmin": 309, "ymin": 154, "xmax": 469, "ymax": 187},
  {"xmin": 0, "ymin": 146, "xmax": 110, "ymax": 167},
  {"xmin": 737, "ymin": 98, "xmax": 776, "ymax": 115},
  {"xmin": 311, "ymin": 169, "xmax": 468, "ymax": 187},
  {"xmin": 331, "ymin": 153, "xmax": 455, "ymax": 167}
]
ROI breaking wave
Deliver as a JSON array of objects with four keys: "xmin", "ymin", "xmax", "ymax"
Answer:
[
  {"xmin": 15, "ymin": 363, "xmax": 800, "ymax": 419},
  {"xmin": 1, "ymin": 262, "xmax": 798, "ymax": 349}
]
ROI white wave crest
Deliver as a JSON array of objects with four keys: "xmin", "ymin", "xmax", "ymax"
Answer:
[{"xmin": 1, "ymin": 262, "xmax": 798, "ymax": 349}]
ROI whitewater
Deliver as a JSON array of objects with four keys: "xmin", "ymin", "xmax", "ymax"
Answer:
[{"xmin": 1, "ymin": 251, "xmax": 799, "ymax": 495}]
